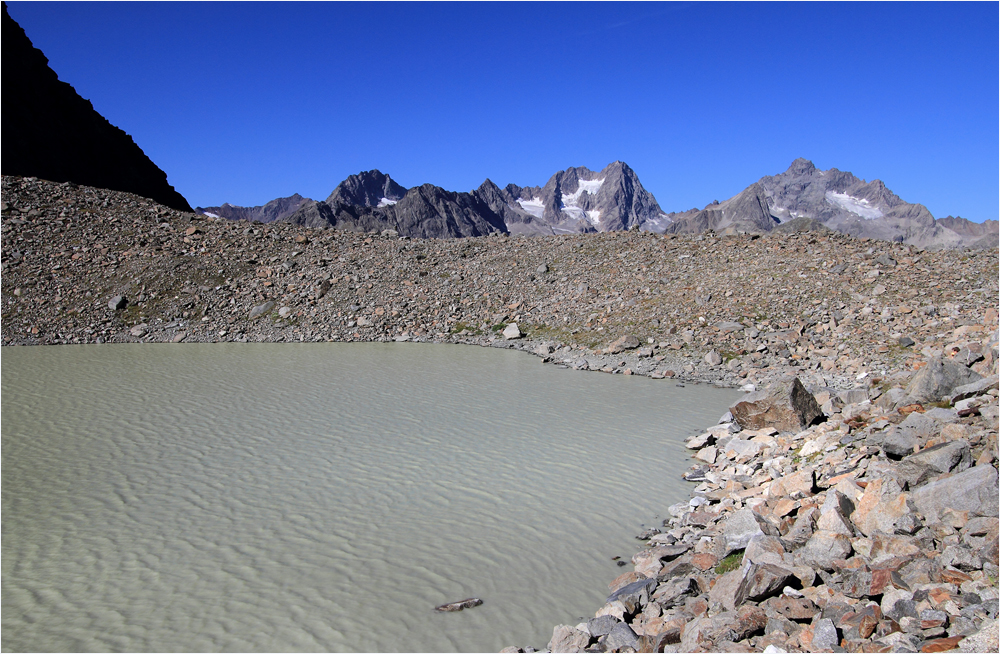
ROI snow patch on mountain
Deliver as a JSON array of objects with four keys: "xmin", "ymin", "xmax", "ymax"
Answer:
[
  {"xmin": 825, "ymin": 191, "xmax": 883, "ymax": 220},
  {"xmin": 586, "ymin": 210, "xmax": 602, "ymax": 226},
  {"xmin": 377, "ymin": 197, "xmax": 397, "ymax": 207},
  {"xmin": 561, "ymin": 178, "xmax": 605, "ymax": 208},
  {"xmin": 202, "ymin": 211, "xmax": 220, "ymax": 218},
  {"xmin": 516, "ymin": 197, "xmax": 545, "ymax": 218}
]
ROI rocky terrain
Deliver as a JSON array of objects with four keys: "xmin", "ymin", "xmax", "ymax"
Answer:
[
  {"xmin": 2, "ymin": 175, "xmax": 998, "ymax": 654},
  {"xmin": 1, "ymin": 4, "xmax": 191, "ymax": 213},
  {"xmin": 2, "ymin": 175, "xmax": 997, "ymax": 391},
  {"xmin": 521, "ymin": 368, "xmax": 999, "ymax": 654}
]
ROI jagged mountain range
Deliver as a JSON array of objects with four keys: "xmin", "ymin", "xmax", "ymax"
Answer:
[
  {"xmin": 3, "ymin": 3, "xmax": 991, "ymax": 249},
  {"xmin": 199, "ymin": 159, "xmax": 996, "ymax": 249}
]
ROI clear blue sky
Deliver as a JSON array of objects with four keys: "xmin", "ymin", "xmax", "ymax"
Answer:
[{"xmin": 7, "ymin": 1, "xmax": 998, "ymax": 221}]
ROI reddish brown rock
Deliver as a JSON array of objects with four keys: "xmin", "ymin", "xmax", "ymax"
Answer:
[
  {"xmin": 690, "ymin": 552, "xmax": 718, "ymax": 571},
  {"xmin": 920, "ymin": 636, "xmax": 963, "ymax": 652},
  {"xmin": 729, "ymin": 377, "xmax": 823, "ymax": 432}
]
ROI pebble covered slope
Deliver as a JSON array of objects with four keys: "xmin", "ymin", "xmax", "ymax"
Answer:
[{"xmin": 2, "ymin": 175, "xmax": 999, "ymax": 653}]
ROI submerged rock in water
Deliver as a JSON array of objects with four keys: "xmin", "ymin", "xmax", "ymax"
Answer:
[{"xmin": 434, "ymin": 597, "xmax": 483, "ymax": 612}]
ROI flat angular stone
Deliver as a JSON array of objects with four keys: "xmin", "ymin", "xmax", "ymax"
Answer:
[
  {"xmin": 911, "ymin": 464, "xmax": 999, "ymax": 523},
  {"xmin": 587, "ymin": 614, "xmax": 621, "ymax": 638},
  {"xmin": 852, "ymin": 477, "xmax": 911, "ymax": 537},
  {"xmin": 607, "ymin": 334, "xmax": 640, "ymax": 353},
  {"xmin": 868, "ymin": 533, "xmax": 921, "ymax": 566},
  {"xmin": 904, "ymin": 357, "xmax": 983, "ymax": 404},
  {"xmin": 722, "ymin": 508, "xmax": 766, "ymax": 556},
  {"xmin": 730, "ymin": 377, "xmax": 823, "ymax": 432},
  {"xmin": 248, "ymin": 300, "xmax": 275, "ymax": 320},
  {"xmin": 957, "ymin": 620, "xmax": 999, "ymax": 652},
  {"xmin": 883, "ymin": 426, "xmax": 919, "ymax": 458},
  {"xmin": 632, "ymin": 545, "xmax": 689, "ymax": 578},
  {"xmin": 607, "ymin": 577, "xmax": 657, "ymax": 607},
  {"xmin": 604, "ymin": 622, "xmax": 639, "ymax": 651},
  {"xmin": 744, "ymin": 534, "xmax": 786, "ymax": 567},
  {"xmin": 905, "ymin": 440, "xmax": 972, "ymax": 476},
  {"xmin": 950, "ymin": 377, "xmax": 1000, "ymax": 404},
  {"xmin": 938, "ymin": 545, "xmax": 982, "ymax": 571},
  {"xmin": 649, "ymin": 576, "xmax": 698, "ymax": 609},
  {"xmin": 811, "ymin": 618, "xmax": 839, "ymax": 650},
  {"xmin": 548, "ymin": 625, "xmax": 591, "ymax": 653},
  {"xmin": 741, "ymin": 563, "xmax": 795, "ymax": 604},
  {"xmin": 710, "ymin": 561, "xmax": 793, "ymax": 611},
  {"xmin": 502, "ymin": 323, "xmax": 522, "ymax": 339},
  {"xmin": 765, "ymin": 595, "xmax": 819, "ymax": 621},
  {"xmin": 798, "ymin": 530, "xmax": 853, "ymax": 570}
]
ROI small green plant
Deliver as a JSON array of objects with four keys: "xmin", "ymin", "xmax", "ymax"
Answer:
[
  {"xmin": 715, "ymin": 550, "xmax": 744, "ymax": 575},
  {"xmin": 450, "ymin": 321, "xmax": 482, "ymax": 336}
]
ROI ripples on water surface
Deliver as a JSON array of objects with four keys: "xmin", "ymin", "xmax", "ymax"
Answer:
[{"xmin": 2, "ymin": 343, "xmax": 740, "ymax": 652}]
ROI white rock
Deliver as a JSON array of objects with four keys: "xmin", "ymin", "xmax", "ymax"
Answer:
[{"xmin": 502, "ymin": 323, "xmax": 522, "ymax": 340}]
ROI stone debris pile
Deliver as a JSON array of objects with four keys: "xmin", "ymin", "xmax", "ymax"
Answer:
[{"xmin": 509, "ymin": 368, "xmax": 998, "ymax": 653}]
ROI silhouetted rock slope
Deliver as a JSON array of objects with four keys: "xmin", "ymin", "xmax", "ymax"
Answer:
[{"xmin": 1, "ymin": 2, "xmax": 191, "ymax": 212}]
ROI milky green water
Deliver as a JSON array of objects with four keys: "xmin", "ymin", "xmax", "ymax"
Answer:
[{"xmin": 2, "ymin": 343, "xmax": 739, "ymax": 652}]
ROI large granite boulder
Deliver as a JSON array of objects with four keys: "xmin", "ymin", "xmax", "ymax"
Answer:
[
  {"xmin": 910, "ymin": 464, "xmax": 999, "ymax": 523},
  {"xmin": 547, "ymin": 625, "xmax": 590, "ymax": 653},
  {"xmin": 904, "ymin": 358, "xmax": 983, "ymax": 404},
  {"xmin": 729, "ymin": 377, "xmax": 823, "ymax": 432}
]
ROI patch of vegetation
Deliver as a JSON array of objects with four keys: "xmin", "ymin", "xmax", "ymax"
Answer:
[
  {"xmin": 449, "ymin": 321, "xmax": 482, "ymax": 336},
  {"xmin": 715, "ymin": 550, "xmax": 744, "ymax": 575},
  {"xmin": 720, "ymin": 349, "xmax": 741, "ymax": 362}
]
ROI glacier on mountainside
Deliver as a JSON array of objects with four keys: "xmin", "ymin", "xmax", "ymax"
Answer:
[
  {"xmin": 825, "ymin": 191, "xmax": 883, "ymax": 219},
  {"xmin": 516, "ymin": 197, "xmax": 546, "ymax": 218}
]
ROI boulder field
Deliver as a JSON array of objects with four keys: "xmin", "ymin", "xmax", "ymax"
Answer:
[
  {"xmin": 2, "ymin": 175, "xmax": 998, "ymax": 653},
  {"xmin": 519, "ymin": 373, "xmax": 998, "ymax": 653}
]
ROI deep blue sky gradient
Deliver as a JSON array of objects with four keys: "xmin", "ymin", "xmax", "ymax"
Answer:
[{"xmin": 7, "ymin": 1, "xmax": 998, "ymax": 221}]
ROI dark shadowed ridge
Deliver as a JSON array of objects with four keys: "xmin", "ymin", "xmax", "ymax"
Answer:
[{"xmin": 1, "ymin": 2, "xmax": 192, "ymax": 212}]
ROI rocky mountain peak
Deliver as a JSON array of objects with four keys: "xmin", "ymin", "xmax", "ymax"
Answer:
[
  {"xmin": 787, "ymin": 158, "xmax": 817, "ymax": 175},
  {"xmin": 326, "ymin": 169, "xmax": 407, "ymax": 208}
]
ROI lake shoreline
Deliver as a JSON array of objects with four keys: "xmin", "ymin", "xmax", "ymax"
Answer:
[{"xmin": 3, "ymin": 175, "xmax": 998, "ymax": 652}]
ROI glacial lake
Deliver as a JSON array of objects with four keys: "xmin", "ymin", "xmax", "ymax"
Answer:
[{"xmin": 1, "ymin": 343, "xmax": 740, "ymax": 652}]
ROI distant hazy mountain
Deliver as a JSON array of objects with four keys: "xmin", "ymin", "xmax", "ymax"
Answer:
[
  {"xmin": 1, "ymin": 3, "xmax": 192, "ymax": 212},
  {"xmin": 200, "ymin": 159, "xmax": 995, "ymax": 248},
  {"xmin": 666, "ymin": 158, "xmax": 996, "ymax": 249},
  {"xmin": 197, "ymin": 193, "xmax": 310, "ymax": 223},
  {"xmin": 664, "ymin": 183, "xmax": 776, "ymax": 235}
]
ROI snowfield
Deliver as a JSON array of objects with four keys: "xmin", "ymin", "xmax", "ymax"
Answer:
[{"xmin": 825, "ymin": 191, "xmax": 883, "ymax": 219}]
